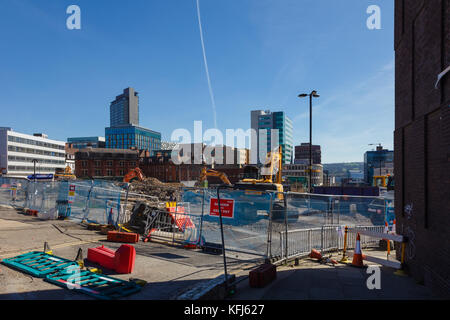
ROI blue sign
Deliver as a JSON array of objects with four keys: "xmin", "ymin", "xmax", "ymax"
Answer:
[{"xmin": 27, "ymin": 174, "xmax": 54, "ymax": 180}]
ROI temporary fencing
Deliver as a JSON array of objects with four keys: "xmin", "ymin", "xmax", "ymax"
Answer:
[{"xmin": 0, "ymin": 178, "xmax": 397, "ymax": 266}]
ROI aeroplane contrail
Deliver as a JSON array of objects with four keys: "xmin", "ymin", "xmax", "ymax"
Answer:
[{"xmin": 195, "ymin": 0, "xmax": 218, "ymax": 129}]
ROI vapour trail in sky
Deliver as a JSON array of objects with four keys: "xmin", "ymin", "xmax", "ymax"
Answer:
[{"xmin": 196, "ymin": 0, "xmax": 218, "ymax": 129}]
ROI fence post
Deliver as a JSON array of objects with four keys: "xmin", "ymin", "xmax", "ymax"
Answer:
[
  {"xmin": 321, "ymin": 226, "xmax": 324, "ymax": 254},
  {"xmin": 284, "ymin": 192, "xmax": 288, "ymax": 264},
  {"xmin": 266, "ymin": 192, "xmax": 274, "ymax": 259},
  {"xmin": 308, "ymin": 229, "xmax": 312, "ymax": 253},
  {"xmin": 82, "ymin": 180, "xmax": 94, "ymax": 222},
  {"xmin": 198, "ymin": 188, "xmax": 205, "ymax": 246}
]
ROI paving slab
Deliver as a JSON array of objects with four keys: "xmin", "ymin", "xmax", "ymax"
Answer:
[{"xmin": 0, "ymin": 207, "xmax": 252, "ymax": 300}]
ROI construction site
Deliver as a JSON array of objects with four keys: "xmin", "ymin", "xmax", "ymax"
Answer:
[{"xmin": 0, "ymin": 148, "xmax": 436, "ymax": 300}]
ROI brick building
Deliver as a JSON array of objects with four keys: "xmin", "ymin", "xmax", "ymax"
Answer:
[
  {"xmin": 394, "ymin": 0, "xmax": 450, "ymax": 297},
  {"xmin": 75, "ymin": 148, "xmax": 140, "ymax": 178}
]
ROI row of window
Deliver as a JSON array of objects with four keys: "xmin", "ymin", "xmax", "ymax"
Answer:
[
  {"xmin": 80, "ymin": 169, "xmax": 125, "ymax": 177},
  {"xmin": 8, "ymin": 135, "xmax": 65, "ymax": 150},
  {"xmin": 80, "ymin": 160, "xmax": 136, "ymax": 167},
  {"xmin": 8, "ymin": 165, "xmax": 59, "ymax": 172},
  {"xmin": 8, "ymin": 145, "xmax": 65, "ymax": 158},
  {"xmin": 8, "ymin": 155, "xmax": 65, "ymax": 165}
]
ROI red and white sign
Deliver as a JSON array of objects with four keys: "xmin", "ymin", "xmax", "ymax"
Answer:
[
  {"xmin": 209, "ymin": 198, "xmax": 235, "ymax": 218},
  {"xmin": 68, "ymin": 184, "xmax": 76, "ymax": 203}
]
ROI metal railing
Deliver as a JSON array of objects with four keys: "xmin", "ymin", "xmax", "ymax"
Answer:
[{"xmin": 278, "ymin": 225, "xmax": 386, "ymax": 261}]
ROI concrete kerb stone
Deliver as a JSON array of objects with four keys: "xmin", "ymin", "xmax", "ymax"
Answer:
[{"xmin": 176, "ymin": 274, "xmax": 236, "ymax": 300}]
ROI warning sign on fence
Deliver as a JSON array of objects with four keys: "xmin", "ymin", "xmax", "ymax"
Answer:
[
  {"xmin": 209, "ymin": 198, "xmax": 234, "ymax": 218},
  {"xmin": 68, "ymin": 184, "xmax": 75, "ymax": 203}
]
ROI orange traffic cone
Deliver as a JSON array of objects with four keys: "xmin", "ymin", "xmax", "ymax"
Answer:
[
  {"xmin": 309, "ymin": 249, "xmax": 322, "ymax": 260},
  {"xmin": 391, "ymin": 219, "xmax": 396, "ymax": 234},
  {"xmin": 352, "ymin": 233, "xmax": 364, "ymax": 268}
]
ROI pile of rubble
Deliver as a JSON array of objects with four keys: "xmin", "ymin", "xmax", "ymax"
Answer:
[
  {"xmin": 127, "ymin": 177, "xmax": 182, "ymax": 201},
  {"xmin": 121, "ymin": 177, "xmax": 183, "ymax": 234}
]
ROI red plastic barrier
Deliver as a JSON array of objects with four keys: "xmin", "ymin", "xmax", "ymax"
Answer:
[
  {"xmin": 114, "ymin": 244, "xmax": 136, "ymax": 274},
  {"xmin": 87, "ymin": 244, "xmax": 136, "ymax": 274},
  {"xmin": 87, "ymin": 245, "xmax": 115, "ymax": 270}
]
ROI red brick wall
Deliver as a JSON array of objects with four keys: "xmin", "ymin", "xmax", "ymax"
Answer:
[{"xmin": 394, "ymin": 0, "xmax": 450, "ymax": 297}]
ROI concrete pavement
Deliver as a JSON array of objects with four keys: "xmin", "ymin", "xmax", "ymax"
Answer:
[
  {"xmin": 0, "ymin": 205, "xmax": 439, "ymax": 300},
  {"xmin": 0, "ymin": 206, "xmax": 252, "ymax": 300},
  {"xmin": 229, "ymin": 252, "xmax": 437, "ymax": 300}
]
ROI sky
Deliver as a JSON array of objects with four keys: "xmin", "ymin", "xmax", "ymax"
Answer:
[{"xmin": 0, "ymin": 0, "xmax": 395, "ymax": 163}]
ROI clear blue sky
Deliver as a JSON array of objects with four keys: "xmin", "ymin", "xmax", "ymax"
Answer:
[{"xmin": 0, "ymin": 0, "xmax": 394, "ymax": 163}]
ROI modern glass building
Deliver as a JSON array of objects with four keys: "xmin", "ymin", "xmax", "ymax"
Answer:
[
  {"xmin": 105, "ymin": 125, "xmax": 161, "ymax": 152},
  {"xmin": 67, "ymin": 136, "xmax": 106, "ymax": 149},
  {"xmin": 110, "ymin": 87, "xmax": 139, "ymax": 127},
  {"xmin": 105, "ymin": 88, "xmax": 161, "ymax": 154},
  {"xmin": 364, "ymin": 145, "xmax": 394, "ymax": 185},
  {"xmin": 254, "ymin": 110, "xmax": 293, "ymax": 164}
]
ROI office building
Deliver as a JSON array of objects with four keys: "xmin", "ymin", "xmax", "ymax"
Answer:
[
  {"xmin": 67, "ymin": 136, "xmax": 105, "ymax": 149},
  {"xmin": 283, "ymin": 163, "xmax": 323, "ymax": 188},
  {"xmin": 363, "ymin": 145, "xmax": 394, "ymax": 185},
  {"xmin": 394, "ymin": 1, "xmax": 450, "ymax": 298},
  {"xmin": 105, "ymin": 88, "xmax": 161, "ymax": 154},
  {"xmin": 0, "ymin": 127, "xmax": 66, "ymax": 178},
  {"xmin": 110, "ymin": 87, "xmax": 139, "ymax": 127},
  {"xmin": 251, "ymin": 110, "xmax": 293, "ymax": 164},
  {"xmin": 295, "ymin": 143, "xmax": 321, "ymax": 164},
  {"xmin": 105, "ymin": 125, "xmax": 161, "ymax": 151}
]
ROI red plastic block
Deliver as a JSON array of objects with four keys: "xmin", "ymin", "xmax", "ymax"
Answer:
[
  {"xmin": 87, "ymin": 245, "xmax": 116, "ymax": 270},
  {"xmin": 114, "ymin": 244, "xmax": 136, "ymax": 274},
  {"xmin": 107, "ymin": 231, "xmax": 139, "ymax": 243},
  {"xmin": 87, "ymin": 244, "xmax": 136, "ymax": 274},
  {"xmin": 249, "ymin": 263, "xmax": 277, "ymax": 288}
]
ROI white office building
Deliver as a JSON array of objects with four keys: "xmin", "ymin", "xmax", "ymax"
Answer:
[{"xmin": 0, "ymin": 127, "xmax": 66, "ymax": 178}]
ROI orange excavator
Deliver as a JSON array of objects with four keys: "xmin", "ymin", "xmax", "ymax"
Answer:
[
  {"xmin": 123, "ymin": 167, "xmax": 145, "ymax": 183},
  {"xmin": 199, "ymin": 167, "xmax": 232, "ymax": 187}
]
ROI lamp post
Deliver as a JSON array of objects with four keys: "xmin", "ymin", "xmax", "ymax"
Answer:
[
  {"xmin": 298, "ymin": 90, "xmax": 320, "ymax": 193},
  {"xmin": 31, "ymin": 159, "xmax": 38, "ymax": 182}
]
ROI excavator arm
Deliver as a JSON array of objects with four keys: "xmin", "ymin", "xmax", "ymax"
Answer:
[
  {"xmin": 199, "ymin": 167, "xmax": 232, "ymax": 186},
  {"xmin": 123, "ymin": 167, "xmax": 145, "ymax": 183}
]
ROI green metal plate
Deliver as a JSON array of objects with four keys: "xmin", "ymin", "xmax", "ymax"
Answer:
[
  {"xmin": 45, "ymin": 268, "xmax": 142, "ymax": 300},
  {"xmin": 1, "ymin": 251, "xmax": 79, "ymax": 278}
]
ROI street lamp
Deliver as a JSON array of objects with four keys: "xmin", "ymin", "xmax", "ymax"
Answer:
[
  {"xmin": 31, "ymin": 159, "xmax": 39, "ymax": 182},
  {"xmin": 298, "ymin": 90, "xmax": 320, "ymax": 193}
]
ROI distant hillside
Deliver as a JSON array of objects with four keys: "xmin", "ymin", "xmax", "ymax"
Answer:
[{"xmin": 323, "ymin": 162, "xmax": 364, "ymax": 177}]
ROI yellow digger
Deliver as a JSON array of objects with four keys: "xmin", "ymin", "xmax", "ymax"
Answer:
[{"xmin": 234, "ymin": 145, "xmax": 284, "ymax": 195}]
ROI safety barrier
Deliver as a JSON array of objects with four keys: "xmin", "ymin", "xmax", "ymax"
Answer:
[
  {"xmin": 347, "ymin": 229, "xmax": 408, "ymax": 274},
  {"xmin": 277, "ymin": 225, "xmax": 385, "ymax": 262}
]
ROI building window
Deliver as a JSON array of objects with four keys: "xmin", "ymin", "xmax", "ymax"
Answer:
[
  {"xmin": 82, "ymin": 170, "xmax": 88, "ymax": 176},
  {"xmin": 95, "ymin": 161, "xmax": 101, "ymax": 167},
  {"xmin": 106, "ymin": 161, "xmax": 113, "ymax": 167},
  {"xmin": 82, "ymin": 161, "xmax": 88, "ymax": 168},
  {"xmin": 95, "ymin": 169, "xmax": 102, "ymax": 176},
  {"xmin": 107, "ymin": 169, "xmax": 113, "ymax": 176},
  {"xmin": 119, "ymin": 161, "xmax": 124, "ymax": 167}
]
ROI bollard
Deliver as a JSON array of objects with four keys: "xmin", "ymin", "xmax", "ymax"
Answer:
[
  {"xmin": 339, "ymin": 226, "xmax": 350, "ymax": 263},
  {"xmin": 394, "ymin": 241, "xmax": 408, "ymax": 276}
]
